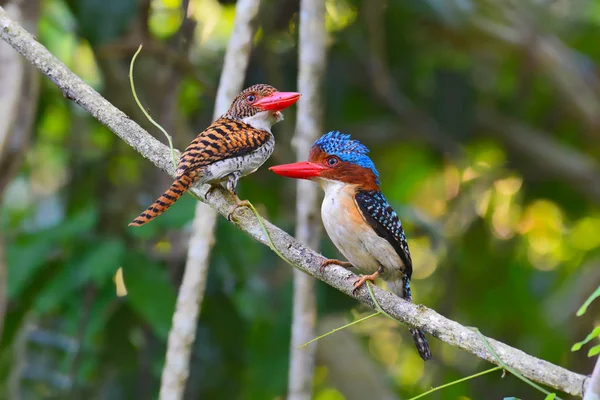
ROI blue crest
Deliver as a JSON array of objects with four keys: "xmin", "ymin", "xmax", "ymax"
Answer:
[{"xmin": 313, "ymin": 131, "xmax": 380, "ymax": 183}]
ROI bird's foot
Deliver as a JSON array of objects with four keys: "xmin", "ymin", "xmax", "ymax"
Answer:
[
  {"xmin": 352, "ymin": 272, "xmax": 380, "ymax": 295},
  {"xmin": 227, "ymin": 198, "xmax": 250, "ymax": 221},
  {"xmin": 319, "ymin": 259, "xmax": 353, "ymax": 273},
  {"xmin": 204, "ymin": 184, "xmax": 220, "ymax": 201}
]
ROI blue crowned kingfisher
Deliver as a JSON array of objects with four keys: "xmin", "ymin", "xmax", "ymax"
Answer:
[{"xmin": 269, "ymin": 131, "xmax": 431, "ymax": 361}]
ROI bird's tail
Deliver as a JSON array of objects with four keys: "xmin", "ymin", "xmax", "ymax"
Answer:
[
  {"xmin": 129, "ymin": 174, "xmax": 194, "ymax": 227},
  {"xmin": 390, "ymin": 275, "xmax": 432, "ymax": 361}
]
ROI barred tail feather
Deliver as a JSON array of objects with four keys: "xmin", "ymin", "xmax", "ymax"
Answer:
[
  {"xmin": 129, "ymin": 174, "xmax": 194, "ymax": 227},
  {"xmin": 390, "ymin": 275, "xmax": 432, "ymax": 361}
]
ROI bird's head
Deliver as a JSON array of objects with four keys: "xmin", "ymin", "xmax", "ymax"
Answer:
[
  {"xmin": 225, "ymin": 84, "xmax": 301, "ymax": 132},
  {"xmin": 270, "ymin": 131, "xmax": 380, "ymax": 190}
]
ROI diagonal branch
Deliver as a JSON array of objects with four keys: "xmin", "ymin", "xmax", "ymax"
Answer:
[{"xmin": 0, "ymin": 7, "xmax": 589, "ymax": 397}]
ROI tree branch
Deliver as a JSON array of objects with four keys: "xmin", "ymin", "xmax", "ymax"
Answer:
[
  {"xmin": 287, "ymin": 0, "xmax": 326, "ymax": 398},
  {"xmin": 160, "ymin": 0, "xmax": 261, "ymax": 399},
  {"xmin": 0, "ymin": 7, "xmax": 589, "ymax": 397}
]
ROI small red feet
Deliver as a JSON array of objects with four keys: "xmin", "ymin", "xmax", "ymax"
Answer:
[
  {"xmin": 352, "ymin": 271, "xmax": 380, "ymax": 295},
  {"xmin": 227, "ymin": 199, "xmax": 250, "ymax": 221},
  {"xmin": 319, "ymin": 259, "xmax": 353, "ymax": 273},
  {"xmin": 204, "ymin": 184, "xmax": 220, "ymax": 201}
]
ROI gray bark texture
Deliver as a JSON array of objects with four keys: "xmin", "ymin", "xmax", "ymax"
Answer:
[
  {"xmin": 287, "ymin": 0, "xmax": 327, "ymax": 399},
  {"xmin": 0, "ymin": 6, "xmax": 590, "ymax": 397},
  {"xmin": 159, "ymin": 0, "xmax": 261, "ymax": 399}
]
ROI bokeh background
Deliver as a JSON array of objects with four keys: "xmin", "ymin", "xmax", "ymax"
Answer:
[{"xmin": 1, "ymin": 0, "xmax": 599, "ymax": 398}]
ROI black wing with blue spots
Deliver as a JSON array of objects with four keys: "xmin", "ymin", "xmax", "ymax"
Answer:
[
  {"xmin": 355, "ymin": 190, "xmax": 431, "ymax": 361},
  {"xmin": 355, "ymin": 190, "xmax": 413, "ymax": 278}
]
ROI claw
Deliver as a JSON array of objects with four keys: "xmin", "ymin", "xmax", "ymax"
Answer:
[
  {"xmin": 319, "ymin": 259, "xmax": 353, "ymax": 273},
  {"xmin": 204, "ymin": 184, "xmax": 219, "ymax": 201},
  {"xmin": 227, "ymin": 199, "xmax": 250, "ymax": 221},
  {"xmin": 351, "ymin": 273, "xmax": 379, "ymax": 295}
]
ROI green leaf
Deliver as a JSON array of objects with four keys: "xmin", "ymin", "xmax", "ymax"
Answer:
[
  {"xmin": 8, "ymin": 205, "xmax": 98, "ymax": 299},
  {"xmin": 35, "ymin": 240, "xmax": 125, "ymax": 313},
  {"xmin": 571, "ymin": 326, "xmax": 600, "ymax": 352},
  {"xmin": 589, "ymin": 344, "xmax": 600, "ymax": 357},
  {"xmin": 544, "ymin": 394, "xmax": 556, "ymax": 400},
  {"xmin": 78, "ymin": 240, "xmax": 125, "ymax": 284},
  {"xmin": 7, "ymin": 239, "xmax": 55, "ymax": 299},
  {"xmin": 122, "ymin": 253, "xmax": 176, "ymax": 339},
  {"xmin": 577, "ymin": 285, "xmax": 600, "ymax": 316},
  {"xmin": 35, "ymin": 205, "xmax": 99, "ymax": 243}
]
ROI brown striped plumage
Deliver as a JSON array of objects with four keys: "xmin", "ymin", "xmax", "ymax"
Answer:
[
  {"xmin": 129, "ymin": 175, "xmax": 195, "ymax": 227},
  {"xmin": 129, "ymin": 84, "xmax": 300, "ymax": 227},
  {"xmin": 175, "ymin": 117, "xmax": 271, "ymax": 175}
]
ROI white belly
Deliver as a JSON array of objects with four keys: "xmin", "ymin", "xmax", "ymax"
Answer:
[
  {"xmin": 319, "ymin": 180, "xmax": 404, "ymax": 280},
  {"xmin": 200, "ymin": 135, "xmax": 275, "ymax": 184}
]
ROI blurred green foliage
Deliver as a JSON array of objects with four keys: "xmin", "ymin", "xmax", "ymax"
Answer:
[{"xmin": 1, "ymin": 0, "xmax": 600, "ymax": 399}]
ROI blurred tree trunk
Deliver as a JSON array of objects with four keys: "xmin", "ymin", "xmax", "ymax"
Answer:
[
  {"xmin": 288, "ymin": 0, "xmax": 326, "ymax": 399},
  {"xmin": 0, "ymin": 0, "xmax": 40, "ymax": 192},
  {"xmin": 160, "ymin": 0, "xmax": 261, "ymax": 399},
  {"xmin": 0, "ymin": 0, "xmax": 40, "ymax": 340},
  {"xmin": 0, "ymin": 236, "xmax": 4, "ymax": 342},
  {"xmin": 585, "ymin": 354, "xmax": 600, "ymax": 400},
  {"xmin": 317, "ymin": 315, "xmax": 400, "ymax": 400}
]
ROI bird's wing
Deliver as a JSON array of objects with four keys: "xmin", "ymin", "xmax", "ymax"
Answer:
[
  {"xmin": 177, "ymin": 118, "xmax": 271, "ymax": 175},
  {"xmin": 354, "ymin": 190, "xmax": 413, "ymax": 278}
]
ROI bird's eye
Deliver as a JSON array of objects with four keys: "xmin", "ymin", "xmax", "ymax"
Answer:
[
  {"xmin": 246, "ymin": 94, "xmax": 256, "ymax": 103},
  {"xmin": 327, "ymin": 157, "xmax": 339, "ymax": 166}
]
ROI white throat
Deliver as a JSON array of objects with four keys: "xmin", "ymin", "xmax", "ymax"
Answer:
[
  {"xmin": 316, "ymin": 178, "xmax": 347, "ymax": 197},
  {"xmin": 241, "ymin": 110, "xmax": 283, "ymax": 132}
]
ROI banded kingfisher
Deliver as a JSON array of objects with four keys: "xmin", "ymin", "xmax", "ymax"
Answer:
[
  {"xmin": 129, "ymin": 84, "xmax": 300, "ymax": 226},
  {"xmin": 270, "ymin": 131, "xmax": 432, "ymax": 361}
]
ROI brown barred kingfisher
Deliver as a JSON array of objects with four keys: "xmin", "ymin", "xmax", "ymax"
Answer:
[
  {"xmin": 269, "ymin": 131, "xmax": 432, "ymax": 361},
  {"xmin": 129, "ymin": 84, "xmax": 300, "ymax": 227}
]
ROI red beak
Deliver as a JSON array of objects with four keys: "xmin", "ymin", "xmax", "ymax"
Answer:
[
  {"xmin": 254, "ymin": 92, "xmax": 301, "ymax": 111},
  {"xmin": 269, "ymin": 161, "xmax": 327, "ymax": 179}
]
